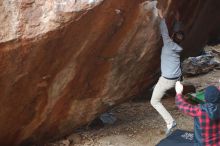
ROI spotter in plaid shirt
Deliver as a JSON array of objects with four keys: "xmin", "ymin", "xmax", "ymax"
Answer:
[{"xmin": 176, "ymin": 86, "xmax": 220, "ymax": 146}]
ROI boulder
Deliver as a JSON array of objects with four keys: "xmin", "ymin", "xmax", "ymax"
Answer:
[
  {"xmin": 0, "ymin": 0, "xmax": 220, "ymax": 145},
  {"xmin": 182, "ymin": 52, "xmax": 219, "ymax": 76}
]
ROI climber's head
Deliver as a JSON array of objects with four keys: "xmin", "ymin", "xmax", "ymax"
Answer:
[{"xmin": 172, "ymin": 31, "xmax": 184, "ymax": 44}]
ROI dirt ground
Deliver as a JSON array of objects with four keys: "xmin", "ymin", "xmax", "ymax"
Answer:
[{"xmin": 44, "ymin": 45, "xmax": 220, "ymax": 146}]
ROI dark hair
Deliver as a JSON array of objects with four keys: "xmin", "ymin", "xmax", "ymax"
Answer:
[{"xmin": 172, "ymin": 31, "xmax": 184, "ymax": 44}]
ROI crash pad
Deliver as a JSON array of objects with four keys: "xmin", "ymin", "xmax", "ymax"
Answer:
[{"xmin": 156, "ymin": 129, "xmax": 194, "ymax": 146}]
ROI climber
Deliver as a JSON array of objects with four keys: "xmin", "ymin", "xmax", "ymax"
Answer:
[{"xmin": 150, "ymin": 9, "xmax": 185, "ymax": 136}]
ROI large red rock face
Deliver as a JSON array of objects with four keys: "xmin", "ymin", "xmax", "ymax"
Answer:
[{"xmin": 0, "ymin": 0, "xmax": 219, "ymax": 145}]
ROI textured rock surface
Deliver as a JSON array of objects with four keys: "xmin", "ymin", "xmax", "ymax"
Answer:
[{"xmin": 0, "ymin": 0, "xmax": 220, "ymax": 145}]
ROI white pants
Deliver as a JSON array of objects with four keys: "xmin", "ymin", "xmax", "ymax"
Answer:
[{"xmin": 150, "ymin": 76, "xmax": 177, "ymax": 125}]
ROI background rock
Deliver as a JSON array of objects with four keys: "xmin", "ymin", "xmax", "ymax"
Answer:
[{"xmin": 0, "ymin": 0, "xmax": 220, "ymax": 145}]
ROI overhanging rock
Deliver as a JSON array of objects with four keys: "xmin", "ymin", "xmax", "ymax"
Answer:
[{"xmin": 0, "ymin": 0, "xmax": 220, "ymax": 145}]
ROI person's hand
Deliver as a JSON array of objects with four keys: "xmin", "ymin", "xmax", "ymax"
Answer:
[
  {"xmin": 158, "ymin": 9, "xmax": 163, "ymax": 18},
  {"xmin": 175, "ymin": 81, "xmax": 183, "ymax": 94}
]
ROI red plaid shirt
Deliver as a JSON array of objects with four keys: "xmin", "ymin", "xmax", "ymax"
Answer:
[{"xmin": 176, "ymin": 94, "xmax": 220, "ymax": 146}]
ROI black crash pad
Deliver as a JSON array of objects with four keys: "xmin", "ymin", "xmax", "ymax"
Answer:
[{"xmin": 157, "ymin": 129, "xmax": 194, "ymax": 146}]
